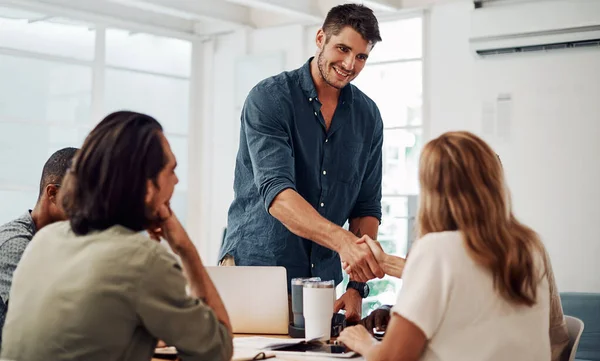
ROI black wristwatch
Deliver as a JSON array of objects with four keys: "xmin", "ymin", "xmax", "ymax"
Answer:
[{"xmin": 346, "ymin": 281, "xmax": 370, "ymax": 298}]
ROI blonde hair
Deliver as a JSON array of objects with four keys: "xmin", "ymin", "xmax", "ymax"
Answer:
[{"xmin": 417, "ymin": 131, "xmax": 545, "ymax": 306}]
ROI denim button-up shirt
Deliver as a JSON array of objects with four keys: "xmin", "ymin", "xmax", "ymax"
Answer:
[{"xmin": 219, "ymin": 57, "xmax": 383, "ymax": 289}]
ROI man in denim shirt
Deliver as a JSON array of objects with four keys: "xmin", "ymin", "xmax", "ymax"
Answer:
[
  {"xmin": 220, "ymin": 4, "xmax": 386, "ymax": 321},
  {"xmin": 0, "ymin": 147, "xmax": 77, "ymax": 341}
]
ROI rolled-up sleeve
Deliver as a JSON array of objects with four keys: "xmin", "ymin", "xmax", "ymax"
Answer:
[
  {"xmin": 136, "ymin": 249, "xmax": 233, "ymax": 361},
  {"xmin": 243, "ymin": 84, "xmax": 297, "ymax": 211},
  {"xmin": 349, "ymin": 109, "xmax": 383, "ymax": 221}
]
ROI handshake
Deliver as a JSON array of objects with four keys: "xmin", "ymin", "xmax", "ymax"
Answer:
[{"xmin": 339, "ymin": 234, "xmax": 405, "ymax": 282}]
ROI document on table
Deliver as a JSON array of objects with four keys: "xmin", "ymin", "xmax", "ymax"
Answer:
[
  {"xmin": 233, "ymin": 337, "xmax": 361, "ymax": 359},
  {"xmin": 234, "ymin": 337, "xmax": 302, "ymax": 350},
  {"xmin": 233, "ymin": 337, "xmax": 290, "ymax": 360},
  {"xmin": 232, "ymin": 349, "xmax": 275, "ymax": 361}
]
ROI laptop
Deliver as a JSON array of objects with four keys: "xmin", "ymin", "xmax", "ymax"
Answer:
[{"xmin": 205, "ymin": 266, "xmax": 289, "ymax": 334}]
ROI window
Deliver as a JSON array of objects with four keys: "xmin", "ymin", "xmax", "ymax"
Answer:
[
  {"xmin": 0, "ymin": 55, "xmax": 92, "ymax": 124},
  {"xmin": 0, "ymin": 7, "xmax": 95, "ymax": 60},
  {"xmin": 340, "ymin": 16, "xmax": 423, "ymax": 315},
  {"xmin": 0, "ymin": 8, "xmax": 192, "ymax": 226},
  {"xmin": 0, "ymin": 10, "xmax": 94, "ymax": 224},
  {"xmin": 106, "ymin": 28, "xmax": 191, "ymax": 77},
  {"xmin": 104, "ymin": 29, "xmax": 192, "ymax": 225},
  {"xmin": 104, "ymin": 69, "xmax": 190, "ymax": 135}
]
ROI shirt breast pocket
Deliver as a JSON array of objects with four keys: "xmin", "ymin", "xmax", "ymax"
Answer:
[{"xmin": 337, "ymin": 141, "xmax": 367, "ymax": 186}]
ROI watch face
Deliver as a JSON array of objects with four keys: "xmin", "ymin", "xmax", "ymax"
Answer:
[{"xmin": 363, "ymin": 283, "xmax": 370, "ymax": 297}]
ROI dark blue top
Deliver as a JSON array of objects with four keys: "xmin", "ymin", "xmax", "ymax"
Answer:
[{"xmin": 219, "ymin": 57, "xmax": 383, "ymax": 289}]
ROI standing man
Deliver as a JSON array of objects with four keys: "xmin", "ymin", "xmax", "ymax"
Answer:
[
  {"xmin": 220, "ymin": 4, "xmax": 386, "ymax": 322},
  {"xmin": 0, "ymin": 147, "xmax": 78, "ymax": 340}
]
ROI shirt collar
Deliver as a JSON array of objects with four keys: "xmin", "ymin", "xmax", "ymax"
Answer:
[
  {"xmin": 299, "ymin": 57, "xmax": 354, "ymax": 105},
  {"xmin": 25, "ymin": 210, "xmax": 37, "ymax": 234}
]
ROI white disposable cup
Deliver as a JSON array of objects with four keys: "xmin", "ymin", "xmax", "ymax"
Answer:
[{"xmin": 303, "ymin": 280, "xmax": 335, "ymax": 341}]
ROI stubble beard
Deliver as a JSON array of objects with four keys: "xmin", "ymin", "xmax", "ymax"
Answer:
[{"xmin": 317, "ymin": 51, "xmax": 344, "ymax": 90}]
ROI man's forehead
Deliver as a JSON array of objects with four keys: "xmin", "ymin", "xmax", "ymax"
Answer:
[
  {"xmin": 328, "ymin": 27, "xmax": 371, "ymax": 51},
  {"xmin": 165, "ymin": 145, "xmax": 177, "ymax": 166},
  {"xmin": 158, "ymin": 133, "xmax": 177, "ymax": 165}
]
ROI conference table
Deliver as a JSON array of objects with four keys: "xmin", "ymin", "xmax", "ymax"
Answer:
[{"xmin": 152, "ymin": 333, "xmax": 366, "ymax": 361}]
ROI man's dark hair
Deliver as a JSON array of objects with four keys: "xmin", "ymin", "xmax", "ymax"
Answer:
[
  {"xmin": 61, "ymin": 111, "xmax": 166, "ymax": 235},
  {"xmin": 322, "ymin": 4, "xmax": 382, "ymax": 45},
  {"xmin": 38, "ymin": 147, "xmax": 78, "ymax": 200}
]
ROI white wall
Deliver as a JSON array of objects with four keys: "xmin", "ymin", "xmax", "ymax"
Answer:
[{"xmin": 427, "ymin": 0, "xmax": 600, "ymax": 292}]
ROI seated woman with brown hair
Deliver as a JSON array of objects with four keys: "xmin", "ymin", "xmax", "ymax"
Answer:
[{"xmin": 339, "ymin": 131, "xmax": 557, "ymax": 361}]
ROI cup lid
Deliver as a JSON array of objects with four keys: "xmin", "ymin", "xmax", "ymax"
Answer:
[
  {"xmin": 291, "ymin": 277, "xmax": 321, "ymax": 285},
  {"xmin": 303, "ymin": 280, "xmax": 335, "ymax": 288}
]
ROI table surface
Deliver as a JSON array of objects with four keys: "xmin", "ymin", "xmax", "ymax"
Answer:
[{"xmin": 152, "ymin": 333, "xmax": 365, "ymax": 361}]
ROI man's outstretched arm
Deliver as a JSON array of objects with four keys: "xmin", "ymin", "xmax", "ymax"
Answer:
[
  {"xmin": 269, "ymin": 190, "xmax": 384, "ymax": 281},
  {"xmin": 243, "ymin": 85, "xmax": 383, "ymax": 281}
]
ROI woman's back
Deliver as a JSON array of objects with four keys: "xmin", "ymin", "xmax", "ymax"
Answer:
[{"xmin": 392, "ymin": 231, "xmax": 551, "ymax": 361}]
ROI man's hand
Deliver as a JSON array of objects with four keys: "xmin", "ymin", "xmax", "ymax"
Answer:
[
  {"xmin": 334, "ymin": 289, "xmax": 362, "ymax": 324},
  {"xmin": 146, "ymin": 203, "xmax": 191, "ymax": 255},
  {"xmin": 146, "ymin": 203, "xmax": 171, "ymax": 241},
  {"xmin": 358, "ymin": 305, "xmax": 391, "ymax": 334},
  {"xmin": 342, "ymin": 235, "xmax": 384, "ymax": 281},
  {"xmin": 338, "ymin": 237, "xmax": 384, "ymax": 282},
  {"xmin": 156, "ymin": 340, "xmax": 168, "ymax": 348},
  {"xmin": 345, "ymin": 235, "xmax": 407, "ymax": 279}
]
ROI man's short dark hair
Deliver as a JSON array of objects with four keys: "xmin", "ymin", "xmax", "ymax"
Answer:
[
  {"xmin": 61, "ymin": 111, "xmax": 166, "ymax": 235},
  {"xmin": 38, "ymin": 147, "xmax": 78, "ymax": 200},
  {"xmin": 322, "ymin": 4, "xmax": 382, "ymax": 45}
]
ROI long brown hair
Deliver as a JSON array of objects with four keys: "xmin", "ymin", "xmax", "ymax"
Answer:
[
  {"xmin": 417, "ymin": 131, "xmax": 545, "ymax": 306},
  {"xmin": 60, "ymin": 111, "xmax": 166, "ymax": 235}
]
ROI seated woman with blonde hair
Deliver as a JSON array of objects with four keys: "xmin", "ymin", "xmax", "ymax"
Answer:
[{"xmin": 339, "ymin": 131, "xmax": 556, "ymax": 361}]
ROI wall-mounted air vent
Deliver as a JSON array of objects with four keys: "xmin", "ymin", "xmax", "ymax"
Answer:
[
  {"xmin": 477, "ymin": 38, "xmax": 600, "ymax": 56},
  {"xmin": 470, "ymin": 0, "xmax": 600, "ymax": 57}
]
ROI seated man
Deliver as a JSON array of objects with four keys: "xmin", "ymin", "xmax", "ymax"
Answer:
[
  {"xmin": 1, "ymin": 111, "xmax": 233, "ymax": 361},
  {"xmin": 0, "ymin": 147, "xmax": 77, "ymax": 339}
]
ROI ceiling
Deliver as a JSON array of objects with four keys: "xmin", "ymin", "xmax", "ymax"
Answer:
[{"xmin": 0, "ymin": 0, "xmax": 459, "ymax": 38}]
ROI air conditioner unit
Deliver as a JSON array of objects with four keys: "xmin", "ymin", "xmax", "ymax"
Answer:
[{"xmin": 470, "ymin": 0, "xmax": 600, "ymax": 56}]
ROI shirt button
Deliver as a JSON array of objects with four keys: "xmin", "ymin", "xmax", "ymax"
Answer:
[
  {"xmin": 309, "ymin": 97, "xmax": 313, "ymax": 102},
  {"xmin": 325, "ymin": 139, "xmax": 328, "ymax": 143},
  {"xmin": 314, "ymin": 111, "xmax": 318, "ymax": 116},
  {"xmin": 322, "ymin": 170, "xmax": 327, "ymax": 175},
  {"xmin": 311, "ymin": 264, "xmax": 315, "ymax": 268},
  {"xmin": 320, "ymin": 202, "xmax": 324, "ymax": 207}
]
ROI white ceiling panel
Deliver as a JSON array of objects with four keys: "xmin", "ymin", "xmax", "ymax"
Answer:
[{"xmin": 0, "ymin": 0, "xmax": 440, "ymax": 38}]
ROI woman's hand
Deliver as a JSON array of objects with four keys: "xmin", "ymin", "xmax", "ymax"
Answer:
[{"xmin": 338, "ymin": 324, "xmax": 379, "ymax": 358}]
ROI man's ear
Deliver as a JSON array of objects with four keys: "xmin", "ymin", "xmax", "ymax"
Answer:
[
  {"xmin": 145, "ymin": 179, "xmax": 155, "ymax": 206},
  {"xmin": 316, "ymin": 28, "xmax": 326, "ymax": 50},
  {"xmin": 46, "ymin": 184, "xmax": 60, "ymax": 204}
]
